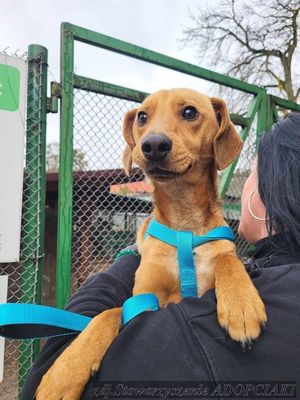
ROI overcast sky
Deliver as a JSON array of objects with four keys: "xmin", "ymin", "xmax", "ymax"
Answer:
[{"xmin": 1, "ymin": 0, "xmax": 218, "ymax": 146}]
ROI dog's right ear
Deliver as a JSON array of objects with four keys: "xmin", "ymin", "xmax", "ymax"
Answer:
[
  {"xmin": 123, "ymin": 109, "xmax": 137, "ymax": 176},
  {"xmin": 211, "ymin": 97, "xmax": 243, "ymax": 171}
]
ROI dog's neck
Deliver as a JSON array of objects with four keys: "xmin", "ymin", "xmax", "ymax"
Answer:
[{"xmin": 151, "ymin": 169, "xmax": 225, "ymax": 234}]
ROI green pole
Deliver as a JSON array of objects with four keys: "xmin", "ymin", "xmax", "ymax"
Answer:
[
  {"xmin": 273, "ymin": 103, "xmax": 279, "ymax": 122},
  {"xmin": 271, "ymin": 95, "xmax": 300, "ymax": 112},
  {"xmin": 19, "ymin": 44, "xmax": 48, "ymax": 395},
  {"xmin": 55, "ymin": 25, "xmax": 74, "ymax": 308},
  {"xmin": 266, "ymin": 94, "xmax": 276, "ymax": 131},
  {"xmin": 256, "ymin": 89, "xmax": 268, "ymax": 145},
  {"xmin": 219, "ymin": 94, "xmax": 261, "ymax": 199}
]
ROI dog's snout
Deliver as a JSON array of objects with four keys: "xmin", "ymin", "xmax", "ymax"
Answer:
[{"xmin": 141, "ymin": 134, "xmax": 172, "ymax": 161}]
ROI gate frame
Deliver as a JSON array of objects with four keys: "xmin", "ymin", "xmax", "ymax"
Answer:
[{"xmin": 56, "ymin": 21, "xmax": 300, "ymax": 309}]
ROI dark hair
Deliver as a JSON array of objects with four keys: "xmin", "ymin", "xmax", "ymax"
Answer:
[{"xmin": 257, "ymin": 112, "xmax": 300, "ymax": 253}]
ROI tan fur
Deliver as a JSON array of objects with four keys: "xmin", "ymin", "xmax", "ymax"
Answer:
[{"xmin": 37, "ymin": 89, "xmax": 266, "ymax": 400}]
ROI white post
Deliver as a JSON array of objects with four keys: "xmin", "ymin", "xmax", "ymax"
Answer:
[{"xmin": 0, "ymin": 275, "xmax": 8, "ymax": 382}]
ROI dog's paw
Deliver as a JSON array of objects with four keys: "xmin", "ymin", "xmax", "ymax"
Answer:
[
  {"xmin": 36, "ymin": 383, "xmax": 84, "ymax": 400},
  {"xmin": 216, "ymin": 279, "xmax": 267, "ymax": 345},
  {"xmin": 36, "ymin": 354, "xmax": 102, "ymax": 400},
  {"xmin": 36, "ymin": 308, "xmax": 122, "ymax": 400},
  {"xmin": 36, "ymin": 352, "xmax": 88, "ymax": 400},
  {"xmin": 36, "ymin": 330, "xmax": 99, "ymax": 400}
]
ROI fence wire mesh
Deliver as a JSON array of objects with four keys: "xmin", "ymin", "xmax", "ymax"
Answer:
[
  {"xmin": 0, "ymin": 50, "xmax": 45, "ymax": 399},
  {"xmin": 223, "ymin": 123, "xmax": 257, "ymax": 258},
  {"xmin": 71, "ymin": 90, "xmax": 152, "ymax": 292}
]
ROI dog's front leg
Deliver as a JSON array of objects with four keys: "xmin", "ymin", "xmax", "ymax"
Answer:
[
  {"xmin": 214, "ymin": 253, "xmax": 267, "ymax": 345},
  {"xmin": 36, "ymin": 307, "xmax": 122, "ymax": 400}
]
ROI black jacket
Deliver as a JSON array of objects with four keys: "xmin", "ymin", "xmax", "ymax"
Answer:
[{"xmin": 23, "ymin": 236, "xmax": 300, "ymax": 399}]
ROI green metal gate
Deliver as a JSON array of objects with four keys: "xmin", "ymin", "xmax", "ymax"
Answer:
[
  {"xmin": 55, "ymin": 22, "xmax": 300, "ymax": 310},
  {"xmin": 1, "ymin": 22, "xmax": 300, "ymax": 399}
]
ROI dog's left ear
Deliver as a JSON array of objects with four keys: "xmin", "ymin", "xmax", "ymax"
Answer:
[
  {"xmin": 123, "ymin": 145, "xmax": 133, "ymax": 176},
  {"xmin": 211, "ymin": 97, "xmax": 243, "ymax": 171},
  {"xmin": 123, "ymin": 109, "xmax": 137, "ymax": 176}
]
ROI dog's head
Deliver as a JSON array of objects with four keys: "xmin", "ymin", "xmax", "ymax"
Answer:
[{"xmin": 123, "ymin": 88, "xmax": 242, "ymax": 183}]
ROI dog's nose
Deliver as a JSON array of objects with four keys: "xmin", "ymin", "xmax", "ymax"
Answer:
[{"xmin": 141, "ymin": 134, "xmax": 172, "ymax": 161}]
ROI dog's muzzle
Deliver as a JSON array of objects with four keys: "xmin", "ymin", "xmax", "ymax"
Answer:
[{"xmin": 141, "ymin": 133, "xmax": 172, "ymax": 162}]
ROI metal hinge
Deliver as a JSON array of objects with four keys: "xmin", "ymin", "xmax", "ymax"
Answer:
[{"xmin": 46, "ymin": 81, "xmax": 61, "ymax": 113}]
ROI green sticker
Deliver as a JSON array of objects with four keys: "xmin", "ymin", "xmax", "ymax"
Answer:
[{"xmin": 0, "ymin": 64, "xmax": 20, "ymax": 112}]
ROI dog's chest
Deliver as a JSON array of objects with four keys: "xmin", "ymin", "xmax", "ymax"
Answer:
[
  {"xmin": 193, "ymin": 247, "xmax": 216, "ymax": 297},
  {"xmin": 162, "ymin": 245, "xmax": 215, "ymax": 298},
  {"xmin": 141, "ymin": 239, "xmax": 215, "ymax": 298},
  {"xmin": 138, "ymin": 225, "xmax": 217, "ymax": 299}
]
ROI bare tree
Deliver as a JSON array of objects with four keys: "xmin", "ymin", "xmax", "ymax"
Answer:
[
  {"xmin": 183, "ymin": 0, "xmax": 300, "ymax": 102},
  {"xmin": 47, "ymin": 142, "xmax": 88, "ymax": 172}
]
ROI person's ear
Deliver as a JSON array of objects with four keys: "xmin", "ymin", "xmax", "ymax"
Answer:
[
  {"xmin": 210, "ymin": 97, "xmax": 243, "ymax": 171},
  {"xmin": 123, "ymin": 109, "xmax": 137, "ymax": 176}
]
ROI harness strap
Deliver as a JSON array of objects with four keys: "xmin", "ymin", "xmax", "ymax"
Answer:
[
  {"xmin": 122, "ymin": 294, "xmax": 159, "ymax": 326},
  {"xmin": 146, "ymin": 219, "xmax": 234, "ymax": 298},
  {"xmin": 177, "ymin": 231, "xmax": 197, "ymax": 298}
]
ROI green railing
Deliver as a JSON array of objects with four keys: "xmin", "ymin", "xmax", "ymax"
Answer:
[{"xmin": 55, "ymin": 22, "xmax": 300, "ymax": 309}]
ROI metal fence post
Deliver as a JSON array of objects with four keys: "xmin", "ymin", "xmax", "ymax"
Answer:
[
  {"xmin": 55, "ymin": 25, "xmax": 74, "ymax": 309},
  {"xmin": 219, "ymin": 94, "xmax": 261, "ymax": 199},
  {"xmin": 18, "ymin": 44, "xmax": 48, "ymax": 394},
  {"xmin": 256, "ymin": 89, "xmax": 268, "ymax": 144}
]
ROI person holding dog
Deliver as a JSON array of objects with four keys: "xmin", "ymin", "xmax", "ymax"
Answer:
[{"xmin": 23, "ymin": 112, "xmax": 300, "ymax": 399}]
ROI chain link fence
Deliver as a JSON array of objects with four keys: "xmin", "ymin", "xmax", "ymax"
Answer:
[
  {"xmin": 0, "ymin": 48, "xmax": 47, "ymax": 400},
  {"xmin": 71, "ymin": 90, "xmax": 152, "ymax": 292},
  {"xmin": 223, "ymin": 123, "xmax": 257, "ymax": 258}
]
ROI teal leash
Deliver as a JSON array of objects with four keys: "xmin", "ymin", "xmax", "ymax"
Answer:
[{"xmin": 0, "ymin": 220, "xmax": 234, "ymax": 337}]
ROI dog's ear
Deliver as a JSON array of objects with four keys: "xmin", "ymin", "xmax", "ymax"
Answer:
[
  {"xmin": 211, "ymin": 97, "xmax": 243, "ymax": 171},
  {"xmin": 123, "ymin": 109, "xmax": 137, "ymax": 176},
  {"xmin": 123, "ymin": 145, "xmax": 133, "ymax": 176}
]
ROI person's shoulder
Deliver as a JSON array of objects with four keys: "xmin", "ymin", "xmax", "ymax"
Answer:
[{"xmin": 245, "ymin": 254, "xmax": 300, "ymax": 293}]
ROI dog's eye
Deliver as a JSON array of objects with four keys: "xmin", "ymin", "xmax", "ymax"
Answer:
[
  {"xmin": 137, "ymin": 111, "xmax": 148, "ymax": 126},
  {"xmin": 182, "ymin": 106, "xmax": 198, "ymax": 121}
]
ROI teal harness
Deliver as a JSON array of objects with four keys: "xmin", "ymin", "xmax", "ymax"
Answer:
[
  {"xmin": 122, "ymin": 219, "xmax": 234, "ymax": 324},
  {"xmin": 0, "ymin": 219, "xmax": 234, "ymax": 339},
  {"xmin": 145, "ymin": 219, "xmax": 234, "ymax": 298}
]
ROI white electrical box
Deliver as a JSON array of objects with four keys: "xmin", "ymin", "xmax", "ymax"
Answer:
[{"xmin": 0, "ymin": 54, "xmax": 27, "ymax": 262}]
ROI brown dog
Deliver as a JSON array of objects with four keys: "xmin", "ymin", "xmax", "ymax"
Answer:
[{"xmin": 37, "ymin": 89, "xmax": 267, "ymax": 400}]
